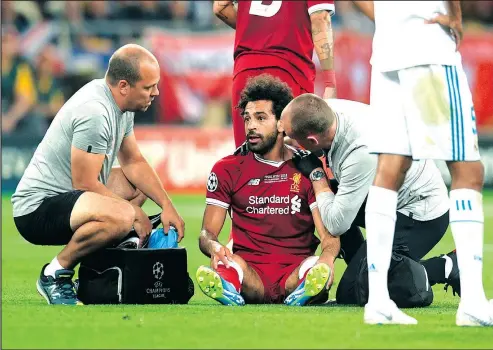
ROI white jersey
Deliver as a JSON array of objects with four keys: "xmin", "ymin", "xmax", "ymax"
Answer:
[
  {"xmin": 317, "ymin": 99, "xmax": 449, "ymax": 235},
  {"xmin": 371, "ymin": 1, "xmax": 460, "ymax": 72}
]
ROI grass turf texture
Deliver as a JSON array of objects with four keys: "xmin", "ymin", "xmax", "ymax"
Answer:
[{"xmin": 2, "ymin": 193, "xmax": 493, "ymax": 349}]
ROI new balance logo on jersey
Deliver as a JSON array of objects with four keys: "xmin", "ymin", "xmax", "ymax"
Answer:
[
  {"xmin": 248, "ymin": 178, "xmax": 261, "ymax": 186},
  {"xmin": 290, "ymin": 195, "xmax": 301, "ymax": 214}
]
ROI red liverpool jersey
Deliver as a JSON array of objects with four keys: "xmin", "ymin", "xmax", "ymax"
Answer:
[
  {"xmin": 205, "ymin": 151, "xmax": 320, "ymax": 264},
  {"xmin": 234, "ymin": 0, "xmax": 335, "ymax": 91}
]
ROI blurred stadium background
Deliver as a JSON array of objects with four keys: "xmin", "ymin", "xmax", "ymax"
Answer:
[{"xmin": 2, "ymin": 0, "xmax": 493, "ymax": 194}]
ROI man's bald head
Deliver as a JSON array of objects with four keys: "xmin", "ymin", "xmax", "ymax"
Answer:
[
  {"xmin": 106, "ymin": 44, "xmax": 158, "ymax": 86},
  {"xmin": 283, "ymin": 93, "xmax": 335, "ymax": 139}
]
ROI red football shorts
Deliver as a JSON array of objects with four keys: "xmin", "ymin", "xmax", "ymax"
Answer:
[
  {"xmin": 237, "ymin": 251, "xmax": 307, "ymax": 304},
  {"xmin": 231, "ymin": 67, "xmax": 313, "ymax": 148}
]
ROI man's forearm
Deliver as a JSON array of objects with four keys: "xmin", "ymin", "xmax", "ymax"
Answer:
[
  {"xmin": 311, "ymin": 11, "xmax": 335, "ymax": 79},
  {"xmin": 319, "ymin": 234, "xmax": 340, "ymax": 264},
  {"xmin": 199, "ymin": 229, "xmax": 221, "ymax": 257},
  {"xmin": 309, "ymin": 169, "xmax": 353, "ymax": 236},
  {"xmin": 308, "ymin": 168, "xmax": 338, "ymax": 232},
  {"xmin": 311, "ymin": 168, "xmax": 362, "ymax": 236},
  {"xmin": 213, "ymin": 1, "xmax": 237, "ymax": 29},
  {"xmin": 121, "ymin": 158, "xmax": 172, "ymax": 209}
]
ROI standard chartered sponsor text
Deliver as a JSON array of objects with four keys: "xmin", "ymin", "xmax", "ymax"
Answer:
[
  {"xmin": 247, "ymin": 195, "xmax": 301, "ymax": 215},
  {"xmin": 249, "ymin": 195, "xmax": 290, "ymax": 205}
]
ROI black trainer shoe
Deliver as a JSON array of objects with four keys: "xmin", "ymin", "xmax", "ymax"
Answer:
[
  {"xmin": 443, "ymin": 250, "xmax": 461, "ymax": 297},
  {"xmin": 36, "ymin": 264, "xmax": 79, "ymax": 305}
]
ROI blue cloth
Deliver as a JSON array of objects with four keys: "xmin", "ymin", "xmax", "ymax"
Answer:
[{"xmin": 147, "ymin": 227, "xmax": 178, "ymax": 249}]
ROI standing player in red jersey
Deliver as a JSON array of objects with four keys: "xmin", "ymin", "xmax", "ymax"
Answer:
[
  {"xmin": 213, "ymin": 0, "xmax": 337, "ymax": 147},
  {"xmin": 196, "ymin": 74, "xmax": 340, "ymax": 306}
]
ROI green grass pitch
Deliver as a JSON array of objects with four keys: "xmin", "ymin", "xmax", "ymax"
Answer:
[{"xmin": 2, "ymin": 193, "xmax": 493, "ymax": 348}]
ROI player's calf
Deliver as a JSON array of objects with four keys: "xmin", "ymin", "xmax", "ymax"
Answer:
[
  {"xmin": 446, "ymin": 161, "xmax": 489, "ymax": 310},
  {"xmin": 33, "ymin": 193, "xmax": 136, "ymax": 305},
  {"xmin": 447, "ymin": 161, "xmax": 484, "ymax": 192}
]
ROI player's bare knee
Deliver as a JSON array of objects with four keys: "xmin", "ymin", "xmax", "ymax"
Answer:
[
  {"xmin": 230, "ymin": 254, "xmax": 248, "ymax": 270},
  {"xmin": 130, "ymin": 189, "xmax": 147, "ymax": 207},
  {"xmin": 106, "ymin": 202, "xmax": 135, "ymax": 239},
  {"xmin": 447, "ymin": 161, "xmax": 484, "ymax": 191},
  {"xmin": 117, "ymin": 203, "xmax": 135, "ymax": 234}
]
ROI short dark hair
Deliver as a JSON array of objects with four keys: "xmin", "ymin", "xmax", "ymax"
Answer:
[
  {"xmin": 289, "ymin": 94, "xmax": 334, "ymax": 139},
  {"xmin": 236, "ymin": 74, "xmax": 294, "ymax": 120},
  {"xmin": 106, "ymin": 54, "xmax": 141, "ymax": 86}
]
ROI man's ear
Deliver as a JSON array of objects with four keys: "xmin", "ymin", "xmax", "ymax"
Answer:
[
  {"xmin": 118, "ymin": 80, "xmax": 130, "ymax": 96},
  {"xmin": 306, "ymin": 135, "xmax": 320, "ymax": 146},
  {"xmin": 277, "ymin": 119, "xmax": 284, "ymax": 133}
]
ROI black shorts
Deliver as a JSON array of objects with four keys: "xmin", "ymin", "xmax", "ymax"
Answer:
[
  {"xmin": 14, "ymin": 190, "xmax": 85, "ymax": 246},
  {"xmin": 336, "ymin": 211, "xmax": 450, "ymax": 305}
]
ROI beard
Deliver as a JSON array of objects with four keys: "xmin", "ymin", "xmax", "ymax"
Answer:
[{"xmin": 247, "ymin": 129, "xmax": 279, "ymax": 155}]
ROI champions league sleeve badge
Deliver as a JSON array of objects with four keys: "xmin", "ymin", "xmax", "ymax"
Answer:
[{"xmin": 207, "ymin": 172, "xmax": 218, "ymax": 192}]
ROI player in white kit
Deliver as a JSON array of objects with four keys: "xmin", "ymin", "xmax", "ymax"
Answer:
[{"xmin": 362, "ymin": 1, "xmax": 492, "ymax": 326}]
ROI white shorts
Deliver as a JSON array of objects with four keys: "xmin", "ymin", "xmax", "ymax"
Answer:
[{"xmin": 369, "ymin": 63, "xmax": 480, "ymax": 161}]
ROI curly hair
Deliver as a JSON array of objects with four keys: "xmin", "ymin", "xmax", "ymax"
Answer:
[{"xmin": 236, "ymin": 74, "xmax": 294, "ymax": 120}]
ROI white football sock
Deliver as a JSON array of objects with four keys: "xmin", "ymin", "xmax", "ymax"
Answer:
[
  {"xmin": 442, "ymin": 254, "xmax": 453, "ymax": 279},
  {"xmin": 298, "ymin": 256, "xmax": 320, "ymax": 279},
  {"xmin": 449, "ymin": 189, "xmax": 487, "ymax": 304},
  {"xmin": 365, "ymin": 186, "xmax": 398, "ymax": 305},
  {"xmin": 44, "ymin": 257, "xmax": 67, "ymax": 278}
]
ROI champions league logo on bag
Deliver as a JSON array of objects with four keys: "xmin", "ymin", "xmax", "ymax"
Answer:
[
  {"xmin": 147, "ymin": 261, "xmax": 171, "ymax": 299},
  {"xmin": 152, "ymin": 263, "xmax": 166, "ymax": 290},
  {"xmin": 144, "ymin": 229, "xmax": 180, "ymax": 299},
  {"xmin": 153, "ymin": 262, "xmax": 164, "ymax": 280},
  {"xmin": 78, "ymin": 213, "xmax": 193, "ymax": 304}
]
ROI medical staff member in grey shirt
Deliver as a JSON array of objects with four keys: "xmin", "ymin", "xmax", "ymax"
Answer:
[
  {"xmin": 12, "ymin": 44, "xmax": 185, "ymax": 305},
  {"xmin": 281, "ymin": 94, "xmax": 460, "ymax": 306}
]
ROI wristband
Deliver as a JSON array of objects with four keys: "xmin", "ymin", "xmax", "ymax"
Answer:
[{"xmin": 322, "ymin": 70, "xmax": 336, "ymax": 88}]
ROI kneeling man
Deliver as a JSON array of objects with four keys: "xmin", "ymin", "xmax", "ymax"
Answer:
[{"xmin": 12, "ymin": 44, "xmax": 185, "ymax": 305}]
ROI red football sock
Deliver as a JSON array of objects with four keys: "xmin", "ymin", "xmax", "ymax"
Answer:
[{"xmin": 216, "ymin": 265, "xmax": 241, "ymax": 292}]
